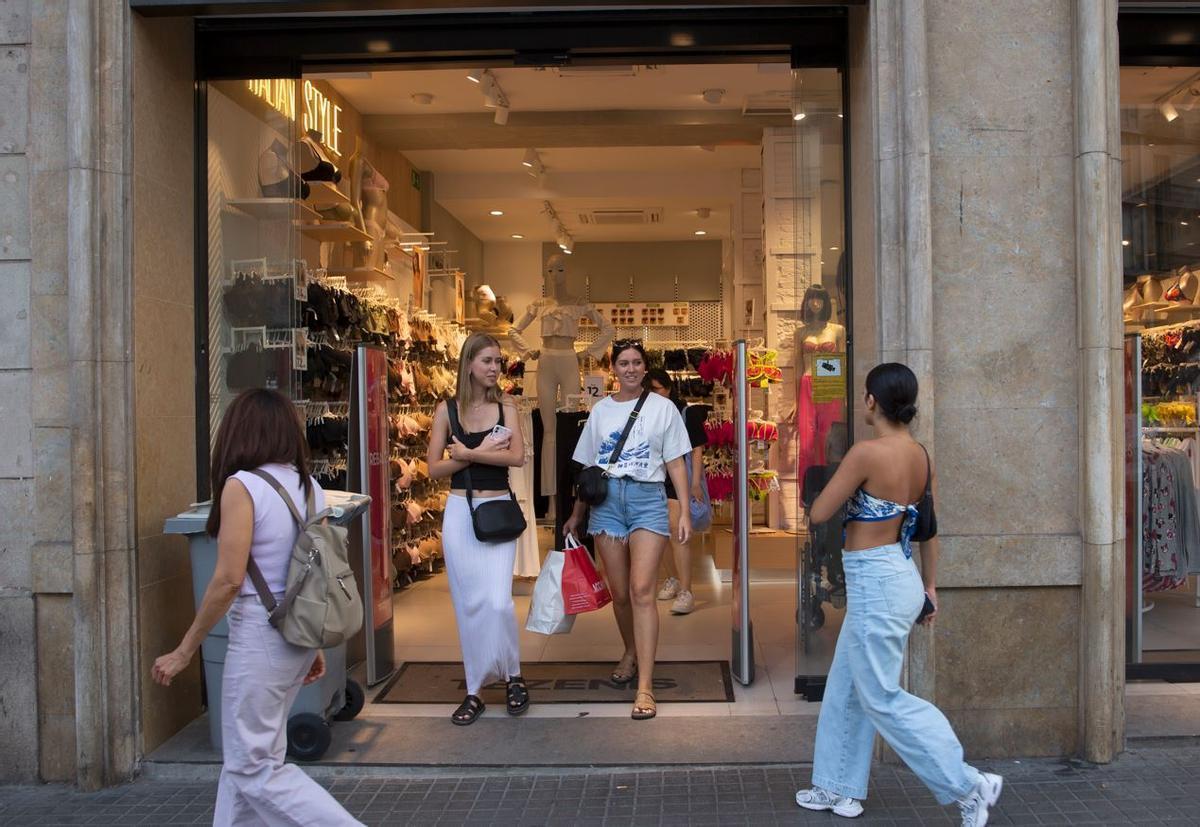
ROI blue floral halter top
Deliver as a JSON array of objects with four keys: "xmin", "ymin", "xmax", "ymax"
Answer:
[{"xmin": 844, "ymin": 488, "xmax": 919, "ymax": 559}]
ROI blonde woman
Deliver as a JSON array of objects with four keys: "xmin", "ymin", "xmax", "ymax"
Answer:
[{"xmin": 428, "ymin": 333, "xmax": 528, "ymax": 725}]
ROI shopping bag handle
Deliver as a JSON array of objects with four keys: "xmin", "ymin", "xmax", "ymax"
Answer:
[{"xmin": 564, "ymin": 532, "xmax": 580, "ymax": 549}]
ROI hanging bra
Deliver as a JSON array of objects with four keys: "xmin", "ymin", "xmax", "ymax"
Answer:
[
  {"xmin": 802, "ymin": 340, "xmax": 838, "ymax": 353},
  {"xmin": 844, "ymin": 488, "xmax": 919, "ymax": 559}
]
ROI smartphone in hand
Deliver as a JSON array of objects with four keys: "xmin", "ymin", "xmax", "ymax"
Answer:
[
  {"xmin": 916, "ymin": 594, "xmax": 936, "ymax": 624},
  {"xmin": 489, "ymin": 424, "xmax": 513, "ymax": 440}
]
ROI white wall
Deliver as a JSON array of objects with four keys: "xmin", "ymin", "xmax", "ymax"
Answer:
[{"xmin": 481, "ymin": 241, "xmax": 544, "ymax": 344}]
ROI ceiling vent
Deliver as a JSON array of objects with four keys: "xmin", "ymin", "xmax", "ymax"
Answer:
[
  {"xmin": 556, "ymin": 65, "xmax": 644, "ymax": 78},
  {"xmin": 577, "ymin": 208, "xmax": 664, "ymax": 226},
  {"xmin": 742, "ymin": 91, "xmax": 792, "ymax": 117}
]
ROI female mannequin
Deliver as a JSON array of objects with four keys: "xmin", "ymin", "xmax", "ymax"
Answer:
[
  {"xmin": 795, "ymin": 284, "xmax": 846, "ymax": 484},
  {"xmin": 509, "ymin": 254, "xmax": 615, "ymax": 496},
  {"xmin": 354, "ymin": 158, "xmax": 389, "ymax": 272}
]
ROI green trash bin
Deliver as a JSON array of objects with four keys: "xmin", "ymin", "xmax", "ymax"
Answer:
[{"xmin": 164, "ymin": 490, "xmax": 370, "ymax": 760}]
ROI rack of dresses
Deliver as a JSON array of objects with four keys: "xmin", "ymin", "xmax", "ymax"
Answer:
[{"xmin": 1141, "ymin": 428, "xmax": 1200, "ymax": 606}]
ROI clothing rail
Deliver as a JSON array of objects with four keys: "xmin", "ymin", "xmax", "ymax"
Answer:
[{"xmin": 1142, "ymin": 426, "xmax": 1200, "ymax": 434}]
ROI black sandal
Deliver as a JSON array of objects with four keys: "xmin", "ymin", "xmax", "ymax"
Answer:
[
  {"xmin": 451, "ymin": 694, "xmax": 485, "ymax": 726},
  {"xmin": 506, "ymin": 676, "xmax": 530, "ymax": 716}
]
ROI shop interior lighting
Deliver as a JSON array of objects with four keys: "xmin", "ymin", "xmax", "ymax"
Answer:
[
  {"xmin": 522, "ymin": 148, "xmax": 539, "ymax": 167},
  {"xmin": 702, "ymin": 88, "xmax": 725, "ymax": 105},
  {"xmin": 511, "ymin": 234, "xmax": 524, "ymax": 239},
  {"xmin": 1156, "ymin": 72, "xmax": 1200, "ymax": 122},
  {"xmin": 489, "ymin": 209, "xmax": 504, "ymax": 216},
  {"xmin": 411, "ymin": 92, "xmax": 434, "ymax": 105},
  {"xmin": 467, "ymin": 69, "xmax": 484, "ymax": 83},
  {"xmin": 694, "ymin": 230, "xmax": 707, "ymax": 236},
  {"xmin": 472, "ymin": 69, "xmax": 510, "ymax": 124},
  {"xmin": 523, "ymin": 148, "xmax": 546, "ymax": 181},
  {"xmin": 696, "ymin": 207, "xmax": 711, "ymax": 219},
  {"xmin": 493, "ymin": 104, "xmax": 510, "ymax": 125},
  {"xmin": 1122, "ymin": 240, "xmax": 1131, "ymax": 246},
  {"xmin": 792, "ymin": 101, "xmax": 806, "ymax": 121},
  {"xmin": 791, "ymin": 75, "xmax": 806, "ymax": 121}
]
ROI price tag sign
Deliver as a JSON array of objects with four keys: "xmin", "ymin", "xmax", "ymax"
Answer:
[
  {"xmin": 583, "ymin": 373, "xmax": 607, "ymax": 407},
  {"xmin": 812, "ymin": 355, "xmax": 846, "ymax": 403}
]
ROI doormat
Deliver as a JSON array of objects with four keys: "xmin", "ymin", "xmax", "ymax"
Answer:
[{"xmin": 374, "ymin": 661, "xmax": 734, "ymax": 705}]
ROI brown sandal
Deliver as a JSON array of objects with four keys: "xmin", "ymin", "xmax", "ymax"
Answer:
[
  {"xmin": 631, "ymin": 690, "xmax": 656, "ymax": 720},
  {"xmin": 611, "ymin": 653, "xmax": 638, "ymax": 686}
]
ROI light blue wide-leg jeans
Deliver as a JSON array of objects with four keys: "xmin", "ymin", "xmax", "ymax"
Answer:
[{"xmin": 810, "ymin": 544, "xmax": 981, "ymax": 805}]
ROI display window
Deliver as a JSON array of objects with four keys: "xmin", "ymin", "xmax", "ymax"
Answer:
[
  {"xmin": 196, "ymin": 17, "xmax": 850, "ymax": 753},
  {"xmin": 1121, "ymin": 65, "xmax": 1200, "ymax": 678}
]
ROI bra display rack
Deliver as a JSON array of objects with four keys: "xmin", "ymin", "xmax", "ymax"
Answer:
[{"xmin": 301, "ymin": 269, "xmax": 462, "ymax": 591}]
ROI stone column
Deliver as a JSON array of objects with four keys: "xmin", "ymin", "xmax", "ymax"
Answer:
[
  {"xmin": 869, "ymin": 0, "xmax": 938, "ymax": 702},
  {"xmin": 65, "ymin": 0, "xmax": 138, "ymax": 789},
  {"xmin": 1073, "ymin": 0, "xmax": 1125, "ymax": 764}
]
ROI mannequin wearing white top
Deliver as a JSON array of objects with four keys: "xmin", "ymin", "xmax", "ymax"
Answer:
[{"xmin": 509, "ymin": 253, "xmax": 615, "ymax": 496}]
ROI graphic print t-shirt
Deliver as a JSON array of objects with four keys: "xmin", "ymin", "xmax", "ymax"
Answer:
[{"xmin": 572, "ymin": 393, "xmax": 692, "ymax": 483}]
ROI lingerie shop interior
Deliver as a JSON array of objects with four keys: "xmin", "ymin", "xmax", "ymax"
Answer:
[
  {"xmin": 199, "ymin": 54, "xmax": 850, "ymax": 753},
  {"xmin": 1120, "ymin": 63, "xmax": 1200, "ymax": 719}
]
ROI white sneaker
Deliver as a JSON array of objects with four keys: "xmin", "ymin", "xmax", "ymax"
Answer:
[
  {"xmin": 957, "ymin": 773, "xmax": 1003, "ymax": 827},
  {"xmin": 795, "ymin": 787, "xmax": 863, "ymax": 818},
  {"xmin": 657, "ymin": 577, "xmax": 680, "ymax": 601},
  {"xmin": 671, "ymin": 590, "xmax": 695, "ymax": 614}
]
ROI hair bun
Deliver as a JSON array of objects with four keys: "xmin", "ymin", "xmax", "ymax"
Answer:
[{"xmin": 895, "ymin": 403, "xmax": 918, "ymax": 424}]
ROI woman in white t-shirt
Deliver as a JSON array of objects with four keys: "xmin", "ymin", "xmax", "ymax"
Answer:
[
  {"xmin": 563, "ymin": 340, "xmax": 692, "ymax": 720},
  {"xmin": 152, "ymin": 388, "xmax": 361, "ymax": 826}
]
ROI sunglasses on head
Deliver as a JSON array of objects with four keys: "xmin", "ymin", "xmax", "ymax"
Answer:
[{"xmin": 613, "ymin": 338, "xmax": 643, "ymax": 351}]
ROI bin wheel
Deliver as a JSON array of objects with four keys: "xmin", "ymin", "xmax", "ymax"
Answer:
[
  {"xmin": 333, "ymin": 679, "xmax": 365, "ymax": 722},
  {"xmin": 287, "ymin": 713, "xmax": 331, "ymax": 761}
]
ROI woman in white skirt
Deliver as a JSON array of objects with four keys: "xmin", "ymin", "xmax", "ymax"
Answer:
[
  {"xmin": 428, "ymin": 332, "xmax": 528, "ymax": 724},
  {"xmin": 151, "ymin": 388, "xmax": 361, "ymax": 826}
]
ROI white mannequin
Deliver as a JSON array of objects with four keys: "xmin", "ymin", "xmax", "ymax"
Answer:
[{"xmin": 509, "ymin": 253, "xmax": 615, "ymax": 496}]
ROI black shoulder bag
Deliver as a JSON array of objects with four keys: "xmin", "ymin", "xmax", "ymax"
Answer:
[
  {"xmin": 446, "ymin": 400, "xmax": 528, "ymax": 543},
  {"xmin": 576, "ymin": 390, "xmax": 650, "ymax": 506},
  {"xmin": 911, "ymin": 444, "xmax": 938, "ymax": 542}
]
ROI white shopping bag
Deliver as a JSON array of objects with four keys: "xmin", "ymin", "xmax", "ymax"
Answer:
[{"xmin": 525, "ymin": 546, "xmax": 576, "ymax": 635}]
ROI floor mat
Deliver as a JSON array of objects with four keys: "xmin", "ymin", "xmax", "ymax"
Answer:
[{"xmin": 374, "ymin": 660, "xmax": 735, "ymax": 704}]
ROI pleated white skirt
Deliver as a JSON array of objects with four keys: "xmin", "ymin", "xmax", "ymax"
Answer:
[{"xmin": 442, "ymin": 493, "xmax": 523, "ymax": 695}]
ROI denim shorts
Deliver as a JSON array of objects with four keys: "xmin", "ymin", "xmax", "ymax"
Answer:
[{"xmin": 588, "ymin": 476, "xmax": 670, "ymax": 541}]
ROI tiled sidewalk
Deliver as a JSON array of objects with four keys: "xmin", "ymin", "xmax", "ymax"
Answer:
[{"xmin": 2, "ymin": 741, "xmax": 1198, "ymax": 825}]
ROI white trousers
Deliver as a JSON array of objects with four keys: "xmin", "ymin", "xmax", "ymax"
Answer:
[
  {"xmin": 443, "ymin": 494, "xmax": 522, "ymax": 695},
  {"xmin": 536, "ymin": 348, "xmax": 582, "ymax": 496},
  {"xmin": 214, "ymin": 596, "xmax": 363, "ymax": 827}
]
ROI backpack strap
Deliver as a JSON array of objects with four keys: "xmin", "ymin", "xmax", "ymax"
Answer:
[{"xmin": 243, "ymin": 469, "xmax": 312, "ymax": 620}]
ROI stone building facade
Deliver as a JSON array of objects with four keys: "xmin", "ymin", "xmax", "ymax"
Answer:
[{"xmin": 0, "ymin": 0, "xmax": 1139, "ymax": 787}]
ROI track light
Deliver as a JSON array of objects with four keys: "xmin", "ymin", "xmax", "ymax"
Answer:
[
  {"xmin": 523, "ymin": 148, "xmax": 545, "ymax": 180},
  {"xmin": 1161, "ymin": 100, "xmax": 1180, "ymax": 122},
  {"xmin": 467, "ymin": 69, "xmax": 483, "ymax": 83},
  {"xmin": 522, "ymin": 148, "xmax": 539, "ymax": 168},
  {"xmin": 493, "ymin": 105, "xmax": 509, "ymax": 125},
  {"xmin": 792, "ymin": 100, "xmax": 806, "ymax": 121}
]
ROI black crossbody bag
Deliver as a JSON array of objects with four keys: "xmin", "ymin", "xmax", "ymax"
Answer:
[
  {"xmin": 576, "ymin": 390, "xmax": 650, "ymax": 506},
  {"xmin": 447, "ymin": 400, "xmax": 528, "ymax": 543},
  {"xmin": 911, "ymin": 444, "xmax": 938, "ymax": 542}
]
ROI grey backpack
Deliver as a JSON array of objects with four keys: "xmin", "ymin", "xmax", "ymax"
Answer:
[{"xmin": 245, "ymin": 469, "xmax": 364, "ymax": 649}]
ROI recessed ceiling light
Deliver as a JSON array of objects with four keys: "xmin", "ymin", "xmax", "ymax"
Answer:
[
  {"xmin": 1137, "ymin": 202, "xmax": 1148, "ymax": 207},
  {"xmin": 702, "ymin": 88, "xmax": 725, "ymax": 105},
  {"xmin": 490, "ymin": 210, "xmax": 504, "ymax": 216},
  {"xmin": 694, "ymin": 230, "xmax": 707, "ymax": 236},
  {"xmin": 1122, "ymin": 240, "xmax": 1131, "ymax": 246},
  {"xmin": 1183, "ymin": 221, "xmax": 1189, "ymax": 226},
  {"xmin": 830, "ymin": 246, "xmax": 840, "ymax": 250},
  {"xmin": 837, "ymin": 113, "xmax": 844, "ymax": 119},
  {"xmin": 511, "ymin": 234, "xmax": 524, "ymax": 239},
  {"xmin": 411, "ymin": 92, "xmax": 434, "ymax": 105}
]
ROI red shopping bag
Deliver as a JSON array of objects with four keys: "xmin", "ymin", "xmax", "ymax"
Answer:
[{"xmin": 561, "ymin": 537, "xmax": 612, "ymax": 615}]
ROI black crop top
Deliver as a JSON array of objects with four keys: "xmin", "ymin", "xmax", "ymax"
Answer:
[{"xmin": 450, "ymin": 402, "xmax": 510, "ymax": 490}]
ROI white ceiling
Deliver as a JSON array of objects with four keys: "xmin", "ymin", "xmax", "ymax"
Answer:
[
  {"xmin": 320, "ymin": 64, "xmax": 840, "ymax": 243},
  {"xmin": 327, "ymin": 63, "xmax": 839, "ymax": 115}
]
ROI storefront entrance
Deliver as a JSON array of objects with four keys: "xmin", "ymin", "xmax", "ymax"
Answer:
[{"xmin": 146, "ymin": 6, "xmax": 857, "ymax": 765}]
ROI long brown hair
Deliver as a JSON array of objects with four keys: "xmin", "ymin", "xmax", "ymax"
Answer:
[
  {"xmin": 455, "ymin": 332, "xmax": 504, "ymax": 412},
  {"xmin": 206, "ymin": 388, "xmax": 312, "ymax": 536}
]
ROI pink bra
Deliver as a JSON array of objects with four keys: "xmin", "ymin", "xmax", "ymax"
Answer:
[{"xmin": 802, "ymin": 341, "xmax": 838, "ymax": 353}]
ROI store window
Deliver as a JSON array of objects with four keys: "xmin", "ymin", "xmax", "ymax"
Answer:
[
  {"xmin": 200, "ymin": 56, "xmax": 849, "ymax": 707},
  {"xmin": 1121, "ymin": 65, "xmax": 1200, "ymax": 676}
]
